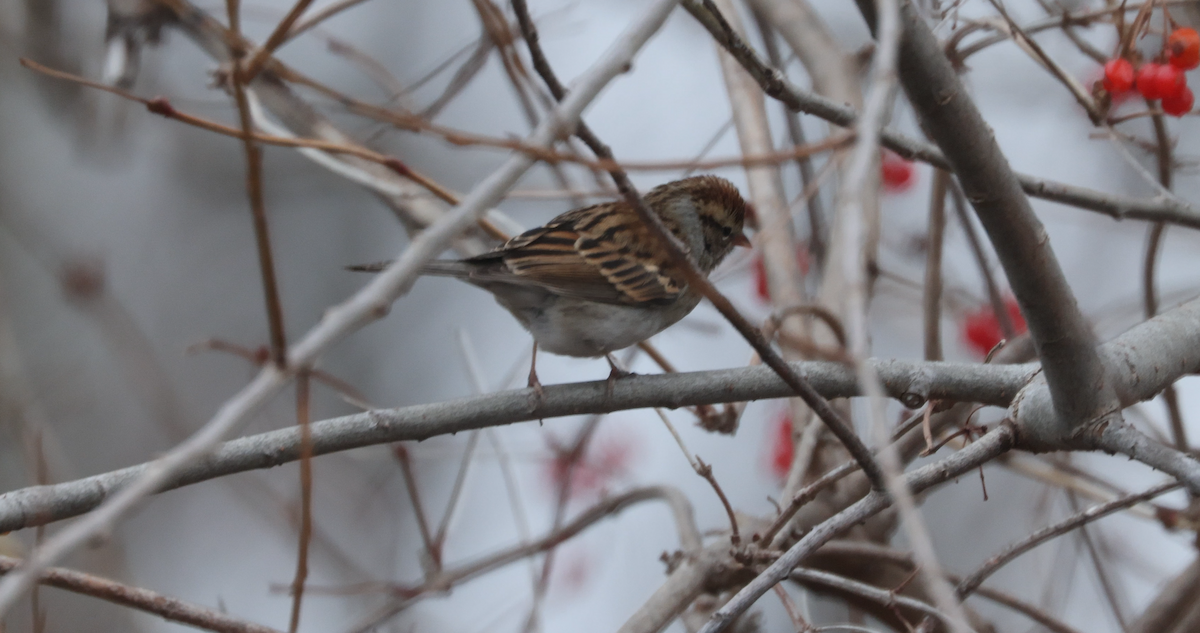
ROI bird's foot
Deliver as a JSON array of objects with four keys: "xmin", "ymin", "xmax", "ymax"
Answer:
[{"xmin": 604, "ymin": 354, "xmax": 634, "ymax": 401}]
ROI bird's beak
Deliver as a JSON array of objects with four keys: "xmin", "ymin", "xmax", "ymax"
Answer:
[{"xmin": 732, "ymin": 232, "xmax": 751, "ymax": 248}]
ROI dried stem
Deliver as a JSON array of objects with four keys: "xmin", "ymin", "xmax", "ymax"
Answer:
[
  {"xmin": 226, "ymin": 1, "xmax": 289, "ymax": 369},
  {"xmin": 0, "ymin": 556, "xmax": 283, "ymax": 633},
  {"xmin": 287, "ymin": 372, "xmax": 314, "ymax": 633},
  {"xmin": 954, "ymin": 481, "xmax": 1180, "ymax": 598},
  {"xmin": 924, "ymin": 170, "xmax": 949, "ymax": 361}
]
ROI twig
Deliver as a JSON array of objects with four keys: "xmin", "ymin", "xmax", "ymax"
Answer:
[
  {"xmin": 225, "ymin": 0, "xmax": 289, "ymax": 370},
  {"xmin": 789, "ymin": 567, "xmax": 958, "ymax": 628},
  {"xmin": 287, "ymin": 372, "xmax": 314, "ymax": 633},
  {"xmin": 17, "ymin": 57, "xmax": 489, "ymax": 238},
  {"xmin": 240, "ymin": 0, "xmax": 317, "ymax": 82},
  {"xmin": 983, "ymin": 0, "xmax": 1101, "ymax": 122},
  {"xmin": 0, "ymin": 0, "xmax": 682, "ymax": 616},
  {"xmin": 286, "ymin": 0, "xmax": 373, "ymax": 42},
  {"xmin": 773, "ymin": 585, "xmax": 813, "ymax": 632},
  {"xmin": 696, "ymin": 424, "xmax": 1019, "ymax": 633},
  {"xmin": 924, "ymin": 170, "xmax": 949, "ymax": 361},
  {"xmin": 0, "ymin": 555, "xmax": 283, "ymax": 633},
  {"xmin": 393, "ymin": 444, "xmax": 439, "ymax": 571},
  {"xmin": 817, "ymin": 540, "xmax": 1087, "ymax": 633},
  {"xmin": 949, "ymin": 180, "xmax": 1017, "ymax": 338},
  {"xmin": 750, "ymin": 8, "xmax": 826, "ymax": 266},
  {"xmin": 954, "ymin": 481, "xmax": 1181, "ymax": 598},
  {"xmin": 1065, "ymin": 491, "xmax": 1129, "ymax": 629},
  {"xmin": 346, "ymin": 486, "xmax": 700, "ymax": 632}
]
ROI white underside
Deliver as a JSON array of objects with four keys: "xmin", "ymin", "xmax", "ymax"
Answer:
[{"xmin": 509, "ymin": 295, "xmax": 698, "ymax": 357}]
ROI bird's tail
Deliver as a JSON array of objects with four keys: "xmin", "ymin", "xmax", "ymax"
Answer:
[{"xmin": 345, "ymin": 259, "xmax": 471, "ymax": 277}]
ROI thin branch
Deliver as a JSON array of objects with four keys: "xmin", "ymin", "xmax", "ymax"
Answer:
[
  {"xmin": 954, "ymin": 481, "xmax": 1180, "ymax": 598},
  {"xmin": 696, "ymin": 424, "xmax": 1019, "ymax": 633},
  {"xmin": 750, "ymin": 9, "xmax": 826, "ymax": 266},
  {"xmin": 287, "ymin": 373, "xmax": 314, "ymax": 633},
  {"xmin": 789, "ymin": 567, "xmax": 957, "ymax": 628},
  {"xmin": 817, "ymin": 540, "xmax": 1087, "ymax": 633},
  {"xmin": 286, "ymin": 0, "xmax": 373, "ymax": 42},
  {"xmin": 393, "ymin": 444, "xmax": 439, "ymax": 571},
  {"xmin": 924, "ymin": 170, "xmax": 949, "ymax": 361},
  {"xmin": 950, "ymin": 180, "xmax": 1017, "ymax": 338},
  {"xmin": 347, "ymin": 486, "xmax": 700, "ymax": 632},
  {"xmin": 240, "ymin": 0, "xmax": 317, "ymax": 82},
  {"xmin": 226, "ymin": 0, "xmax": 288, "ymax": 369},
  {"xmin": 0, "ymin": 555, "xmax": 283, "ymax": 633}
]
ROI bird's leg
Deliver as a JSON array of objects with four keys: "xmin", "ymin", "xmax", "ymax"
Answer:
[
  {"xmin": 527, "ymin": 342, "xmax": 545, "ymax": 407},
  {"xmin": 604, "ymin": 353, "xmax": 633, "ymax": 400}
]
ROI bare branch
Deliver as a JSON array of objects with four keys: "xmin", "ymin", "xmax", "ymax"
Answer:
[
  {"xmin": 0, "ymin": 556, "xmax": 283, "ymax": 633},
  {"xmin": 0, "ymin": 357, "xmax": 1031, "ymax": 533},
  {"xmin": 697, "ymin": 424, "xmax": 1019, "ymax": 633}
]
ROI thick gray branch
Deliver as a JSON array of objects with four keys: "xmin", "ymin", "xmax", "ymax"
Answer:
[{"xmin": 0, "ymin": 359, "xmax": 1030, "ymax": 533}]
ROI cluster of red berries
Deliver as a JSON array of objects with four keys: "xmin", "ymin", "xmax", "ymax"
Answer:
[{"xmin": 1103, "ymin": 27, "xmax": 1199, "ymax": 117}]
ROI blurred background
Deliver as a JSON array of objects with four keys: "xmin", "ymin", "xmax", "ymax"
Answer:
[{"xmin": 1, "ymin": 0, "xmax": 1199, "ymax": 631}]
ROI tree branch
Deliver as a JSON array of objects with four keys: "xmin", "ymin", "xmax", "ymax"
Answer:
[{"xmin": 0, "ymin": 357, "xmax": 1030, "ymax": 533}]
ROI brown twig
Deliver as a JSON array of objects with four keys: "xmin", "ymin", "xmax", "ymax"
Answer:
[
  {"xmin": 392, "ymin": 444, "xmax": 440, "ymax": 571},
  {"xmin": 0, "ymin": 555, "xmax": 283, "ymax": 633},
  {"xmin": 955, "ymin": 481, "xmax": 1181, "ymax": 599},
  {"xmin": 1066, "ymin": 491, "xmax": 1129, "ymax": 629},
  {"xmin": 286, "ymin": 0, "xmax": 373, "ymax": 42},
  {"xmin": 287, "ymin": 372, "xmax": 314, "ymax": 633},
  {"xmin": 749, "ymin": 8, "xmax": 826, "ymax": 268},
  {"xmin": 949, "ymin": 180, "xmax": 1017, "ymax": 338},
  {"xmin": 239, "ymin": 0, "xmax": 317, "ymax": 82},
  {"xmin": 924, "ymin": 170, "xmax": 949, "ymax": 361},
  {"xmin": 696, "ymin": 457, "xmax": 741, "ymax": 545},
  {"xmin": 225, "ymin": 1, "xmax": 290, "ymax": 367}
]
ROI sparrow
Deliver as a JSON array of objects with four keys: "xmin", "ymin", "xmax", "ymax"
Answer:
[{"xmin": 419, "ymin": 175, "xmax": 750, "ymax": 393}]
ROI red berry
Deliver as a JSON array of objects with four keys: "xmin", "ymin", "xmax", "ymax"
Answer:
[
  {"xmin": 769, "ymin": 413, "xmax": 793, "ymax": 482},
  {"xmin": 881, "ymin": 152, "xmax": 915, "ymax": 192},
  {"xmin": 962, "ymin": 297, "xmax": 1027, "ymax": 357},
  {"xmin": 1137, "ymin": 64, "xmax": 1162, "ymax": 99},
  {"xmin": 753, "ymin": 257, "xmax": 770, "ymax": 301},
  {"xmin": 1154, "ymin": 64, "xmax": 1186, "ymax": 99},
  {"xmin": 1103, "ymin": 58, "xmax": 1135, "ymax": 94},
  {"xmin": 1162, "ymin": 85, "xmax": 1194, "ymax": 116},
  {"xmin": 1168, "ymin": 28, "xmax": 1200, "ymax": 70},
  {"xmin": 751, "ymin": 248, "xmax": 811, "ymax": 303}
]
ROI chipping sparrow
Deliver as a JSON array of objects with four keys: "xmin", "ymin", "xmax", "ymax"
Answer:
[{"xmin": 421, "ymin": 175, "xmax": 750, "ymax": 390}]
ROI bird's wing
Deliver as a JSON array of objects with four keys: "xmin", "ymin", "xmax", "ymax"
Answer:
[{"xmin": 465, "ymin": 205, "xmax": 683, "ymax": 306}]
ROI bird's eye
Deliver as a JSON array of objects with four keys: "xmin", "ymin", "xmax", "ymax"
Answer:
[{"xmin": 721, "ymin": 226, "xmax": 732, "ymax": 237}]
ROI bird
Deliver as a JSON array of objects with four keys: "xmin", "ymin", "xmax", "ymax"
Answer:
[{"xmin": 418, "ymin": 175, "xmax": 750, "ymax": 395}]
